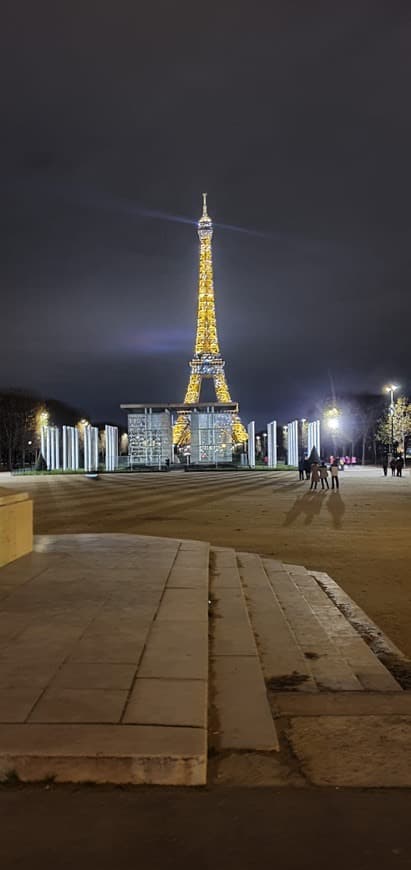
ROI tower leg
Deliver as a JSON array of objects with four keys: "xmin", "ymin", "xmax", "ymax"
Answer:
[
  {"xmin": 173, "ymin": 374, "xmax": 202, "ymax": 446},
  {"xmin": 184, "ymin": 373, "xmax": 201, "ymax": 404},
  {"xmin": 213, "ymin": 372, "xmax": 232, "ymax": 403}
]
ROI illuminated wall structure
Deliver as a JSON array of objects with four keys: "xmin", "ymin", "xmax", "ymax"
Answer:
[
  {"xmin": 287, "ymin": 419, "xmax": 299, "ymax": 467},
  {"xmin": 307, "ymin": 420, "xmax": 321, "ymax": 456},
  {"xmin": 84, "ymin": 425, "xmax": 99, "ymax": 472},
  {"xmin": 173, "ymin": 195, "xmax": 247, "ymax": 448},
  {"xmin": 127, "ymin": 408, "xmax": 173, "ymax": 466},
  {"xmin": 40, "ymin": 426, "xmax": 60, "ymax": 470},
  {"xmin": 105, "ymin": 425, "xmax": 118, "ymax": 472},
  {"xmin": 62, "ymin": 426, "xmax": 79, "ymax": 471},
  {"xmin": 247, "ymin": 421, "xmax": 256, "ymax": 467},
  {"xmin": 190, "ymin": 408, "xmax": 233, "ymax": 464},
  {"xmin": 267, "ymin": 420, "xmax": 277, "ymax": 468}
]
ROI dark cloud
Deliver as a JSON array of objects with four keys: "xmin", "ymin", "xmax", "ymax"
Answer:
[{"xmin": 2, "ymin": 1, "xmax": 411, "ymax": 427}]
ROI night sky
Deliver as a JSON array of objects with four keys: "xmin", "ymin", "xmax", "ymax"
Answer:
[{"xmin": 2, "ymin": 2, "xmax": 411, "ymax": 428}]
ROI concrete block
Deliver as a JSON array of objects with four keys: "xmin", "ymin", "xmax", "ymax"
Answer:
[
  {"xmin": 212, "ymin": 656, "xmax": 279, "ymax": 751},
  {"xmin": 0, "ymin": 491, "xmax": 33, "ymax": 568},
  {"xmin": 0, "ymin": 723, "xmax": 207, "ymax": 785}
]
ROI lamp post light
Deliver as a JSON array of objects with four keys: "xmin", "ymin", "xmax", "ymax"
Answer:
[
  {"xmin": 325, "ymin": 408, "xmax": 340, "ymax": 459},
  {"xmin": 385, "ymin": 384, "xmax": 399, "ymax": 459}
]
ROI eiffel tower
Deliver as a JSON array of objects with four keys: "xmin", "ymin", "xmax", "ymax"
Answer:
[{"xmin": 173, "ymin": 194, "xmax": 247, "ymax": 447}]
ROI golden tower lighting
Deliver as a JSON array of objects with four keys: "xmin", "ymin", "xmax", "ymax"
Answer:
[{"xmin": 173, "ymin": 194, "xmax": 247, "ymax": 446}]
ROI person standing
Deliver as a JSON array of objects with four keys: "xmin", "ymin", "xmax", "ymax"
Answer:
[
  {"xmin": 390, "ymin": 457, "xmax": 396, "ymax": 476},
  {"xmin": 319, "ymin": 462, "xmax": 329, "ymax": 490},
  {"xmin": 310, "ymin": 462, "xmax": 320, "ymax": 491},
  {"xmin": 396, "ymin": 456, "xmax": 404, "ymax": 477},
  {"xmin": 382, "ymin": 456, "xmax": 388, "ymax": 477},
  {"xmin": 331, "ymin": 459, "xmax": 339, "ymax": 490},
  {"xmin": 298, "ymin": 458, "xmax": 305, "ymax": 481}
]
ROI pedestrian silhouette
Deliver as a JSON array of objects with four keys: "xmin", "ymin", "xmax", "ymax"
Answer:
[
  {"xmin": 396, "ymin": 456, "xmax": 404, "ymax": 477},
  {"xmin": 319, "ymin": 462, "xmax": 329, "ymax": 490},
  {"xmin": 331, "ymin": 459, "xmax": 339, "ymax": 490},
  {"xmin": 310, "ymin": 462, "xmax": 320, "ymax": 490}
]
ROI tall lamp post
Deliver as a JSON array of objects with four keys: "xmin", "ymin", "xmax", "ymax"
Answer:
[
  {"xmin": 385, "ymin": 384, "xmax": 399, "ymax": 459},
  {"xmin": 325, "ymin": 407, "xmax": 341, "ymax": 460}
]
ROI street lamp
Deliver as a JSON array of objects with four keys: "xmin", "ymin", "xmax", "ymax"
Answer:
[
  {"xmin": 385, "ymin": 384, "xmax": 399, "ymax": 458},
  {"xmin": 324, "ymin": 407, "xmax": 341, "ymax": 459}
]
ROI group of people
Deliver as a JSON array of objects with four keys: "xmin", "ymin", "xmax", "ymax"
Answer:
[
  {"xmin": 382, "ymin": 456, "xmax": 404, "ymax": 477},
  {"xmin": 298, "ymin": 458, "xmax": 340, "ymax": 490}
]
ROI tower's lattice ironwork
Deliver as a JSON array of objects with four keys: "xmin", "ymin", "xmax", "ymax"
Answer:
[{"xmin": 173, "ymin": 195, "xmax": 247, "ymax": 446}]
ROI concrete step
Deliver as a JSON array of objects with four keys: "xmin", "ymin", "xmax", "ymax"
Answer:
[
  {"xmin": 210, "ymin": 547, "xmax": 279, "ymax": 751},
  {"xmin": 237, "ymin": 552, "xmax": 316, "ymax": 692},
  {"xmin": 287, "ymin": 566, "xmax": 401, "ymax": 692},
  {"xmin": 133, "ymin": 539, "xmax": 209, "ymax": 735},
  {"xmin": 263, "ymin": 559, "xmax": 363, "ymax": 691}
]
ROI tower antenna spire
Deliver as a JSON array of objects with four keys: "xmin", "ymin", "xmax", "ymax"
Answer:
[{"xmin": 202, "ymin": 192, "xmax": 208, "ymax": 217}]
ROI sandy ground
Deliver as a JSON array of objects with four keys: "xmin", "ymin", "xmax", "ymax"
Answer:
[{"xmin": 3, "ymin": 466, "xmax": 411, "ymax": 657}]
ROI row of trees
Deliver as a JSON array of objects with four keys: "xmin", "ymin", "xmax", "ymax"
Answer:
[
  {"xmin": 310, "ymin": 393, "xmax": 411, "ymax": 463},
  {"xmin": 0, "ymin": 389, "xmax": 89, "ymax": 470}
]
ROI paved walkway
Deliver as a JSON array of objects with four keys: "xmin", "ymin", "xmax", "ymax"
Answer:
[
  {"xmin": 0, "ymin": 532, "xmax": 410, "ymax": 787},
  {"xmin": 0, "ymin": 534, "xmax": 209, "ymax": 784}
]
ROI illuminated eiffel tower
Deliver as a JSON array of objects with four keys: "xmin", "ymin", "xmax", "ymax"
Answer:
[{"xmin": 173, "ymin": 194, "xmax": 247, "ymax": 447}]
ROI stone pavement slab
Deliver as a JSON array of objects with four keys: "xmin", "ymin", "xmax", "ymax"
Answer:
[
  {"xmin": 138, "ymin": 620, "xmax": 208, "ymax": 680},
  {"xmin": 29, "ymin": 689, "xmax": 128, "ymax": 723},
  {"xmin": 51, "ymin": 662, "xmax": 137, "ymax": 690},
  {"xmin": 167, "ymin": 540, "xmax": 209, "ymax": 588},
  {"xmin": 0, "ymin": 534, "xmax": 208, "ymax": 784},
  {"xmin": 211, "ymin": 656, "xmax": 279, "ymax": 751},
  {"xmin": 0, "ymin": 689, "xmax": 40, "ymax": 722},
  {"xmin": 124, "ymin": 678, "xmax": 207, "ymax": 727}
]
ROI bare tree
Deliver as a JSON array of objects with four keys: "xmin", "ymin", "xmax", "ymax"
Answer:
[{"xmin": 0, "ymin": 390, "xmax": 39, "ymax": 469}]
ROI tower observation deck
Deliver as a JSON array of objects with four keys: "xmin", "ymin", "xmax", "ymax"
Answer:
[{"xmin": 173, "ymin": 195, "xmax": 247, "ymax": 447}]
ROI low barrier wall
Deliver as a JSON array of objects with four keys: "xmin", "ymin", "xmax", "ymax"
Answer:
[{"xmin": 0, "ymin": 488, "xmax": 33, "ymax": 568}]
